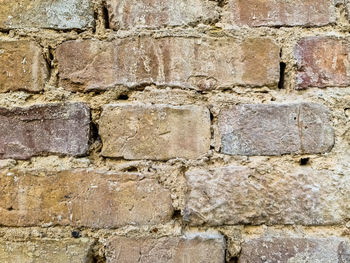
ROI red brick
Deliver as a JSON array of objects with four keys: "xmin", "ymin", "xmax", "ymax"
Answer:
[
  {"xmin": 295, "ymin": 37, "xmax": 350, "ymax": 89},
  {"xmin": 56, "ymin": 37, "xmax": 280, "ymax": 92},
  {"xmin": 223, "ymin": 0, "xmax": 334, "ymax": 27},
  {"xmin": 0, "ymin": 41, "xmax": 48, "ymax": 92},
  {"xmin": 239, "ymin": 237, "xmax": 350, "ymax": 263},
  {"xmin": 347, "ymin": 2, "xmax": 350, "ymax": 22},
  {"xmin": 0, "ymin": 170, "xmax": 173, "ymax": 228},
  {"xmin": 185, "ymin": 166, "xmax": 348, "ymax": 226},
  {"xmin": 218, "ymin": 103, "xmax": 334, "ymax": 156},
  {"xmin": 99, "ymin": 103, "xmax": 211, "ymax": 160},
  {"xmin": 0, "ymin": 0, "xmax": 94, "ymax": 30},
  {"xmin": 0, "ymin": 239, "xmax": 93, "ymax": 263},
  {"xmin": 106, "ymin": 0, "xmax": 219, "ymax": 30},
  {"xmin": 106, "ymin": 233, "xmax": 225, "ymax": 263},
  {"xmin": 0, "ymin": 103, "xmax": 90, "ymax": 160}
]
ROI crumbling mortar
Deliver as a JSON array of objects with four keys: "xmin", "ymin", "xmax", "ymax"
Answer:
[{"xmin": 0, "ymin": 1, "xmax": 349, "ymax": 261}]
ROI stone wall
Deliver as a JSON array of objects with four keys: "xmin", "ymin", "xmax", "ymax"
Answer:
[{"xmin": 0, "ymin": 0, "xmax": 349, "ymax": 262}]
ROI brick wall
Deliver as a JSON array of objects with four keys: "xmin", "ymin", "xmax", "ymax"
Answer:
[{"xmin": 0, "ymin": 0, "xmax": 349, "ymax": 262}]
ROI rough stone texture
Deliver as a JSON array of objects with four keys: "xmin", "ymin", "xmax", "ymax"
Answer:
[
  {"xmin": 295, "ymin": 37, "xmax": 350, "ymax": 89},
  {"xmin": 184, "ymin": 166, "xmax": 350, "ymax": 226},
  {"xmin": 0, "ymin": 0, "xmax": 94, "ymax": 30},
  {"xmin": 239, "ymin": 237, "xmax": 350, "ymax": 263},
  {"xmin": 106, "ymin": 233, "xmax": 225, "ymax": 263},
  {"xmin": 0, "ymin": 41, "xmax": 48, "ymax": 92},
  {"xmin": 0, "ymin": 239, "xmax": 93, "ymax": 263},
  {"xmin": 56, "ymin": 37, "xmax": 280, "ymax": 91},
  {"xmin": 218, "ymin": 103, "xmax": 334, "ymax": 156},
  {"xmin": 223, "ymin": 0, "xmax": 334, "ymax": 27},
  {"xmin": 0, "ymin": 0, "xmax": 349, "ymax": 261},
  {"xmin": 0, "ymin": 103, "xmax": 90, "ymax": 160},
  {"xmin": 99, "ymin": 103, "xmax": 211, "ymax": 160},
  {"xmin": 0, "ymin": 170, "xmax": 173, "ymax": 228},
  {"xmin": 106, "ymin": 0, "xmax": 219, "ymax": 30}
]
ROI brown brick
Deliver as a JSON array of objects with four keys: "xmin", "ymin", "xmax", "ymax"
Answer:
[
  {"xmin": 99, "ymin": 103, "xmax": 211, "ymax": 160},
  {"xmin": 0, "ymin": 170, "xmax": 173, "ymax": 228},
  {"xmin": 239, "ymin": 237, "xmax": 350, "ymax": 263},
  {"xmin": 0, "ymin": 239, "xmax": 93, "ymax": 263},
  {"xmin": 0, "ymin": 41, "xmax": 48, "ymax": 92},
  {"xmin": 184, "ymin": 166, "xmax": 350, "ymax": 226},
  {"xmin": 56, "ymin": 37, "xmax": 280, "ymax": 92},
  {"xmin": 295, "ymin": 37, "xmax": 350, "ymax": 89},
  {"xmin": 0, "ymin": 0, "xmax": 94, "ymax": 30},
  {"xmin": 218, "ymin": 103, "xmax": 334, "ymax": 156},
  {"xmin": 0, "ymin": 103, "xmax": 90, "ymax": 160},
  {"xmin": 106, "ymin": 233, "xmax": 225, "ymax": 263},
  {"xmin": 106, "ymin": 0, "xmax": 219, "ymax": 30},
  {"xmin": 223, "ymin": 0, "xmax": 334, "ymax": 27}
]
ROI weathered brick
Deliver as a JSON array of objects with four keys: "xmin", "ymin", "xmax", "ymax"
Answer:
[
  {"xmin": 106, "ymin": 233, "xmax": 225, "ymax": 263},
  {"xmin": 218, "ymin": 103, "xmax": 334, "ymax": 156},
  {"xmin": 56, "ymin": 37, "xmax": 279, "ymax": 91},
  {"xmin": 239, "ymin": 237, "xmax": 350, "ymax": 263},
  {"xmin": 99, "ymin": 103, "xmax": 211, "ymax": 160},
  {"xmin": 223, "ymin": 0, "xmax": 334, "ymax": 27},
  {"xmin": 106, "ymin": 0, "xmax": 219, "ymax": 30},
  {"xmin": 0, "ymin": 239, "xmax": 93, "ymax": 263},
  {"xmin": 0, "ymin": 170, "xmax": 173, "ymax": 228},
  {"xmin": 0, "ymin": 103, "xmax": 90, "ymax": 160},
  {"xmin": 0, "ymin": 41, "xmax": 48, "ymax": 92},
  {"xmin": 184, "ymin": 166, "xmax": 350, "ymax": 226},
  {"xmin": 0, "ymin": 0, "xmax": 94, "ymax": 30},
  {"xmin": 295, "ymin": 37, "xmax": 350, "ymax": 89},
  {"xmin": 347, "ymin": 2, "xmax": 350, "ymax": 21}
]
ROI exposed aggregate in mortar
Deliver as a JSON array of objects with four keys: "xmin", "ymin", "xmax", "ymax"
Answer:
[{"xmin": 0, "ymin": 0, "xmax": 349, "ymax": 262}]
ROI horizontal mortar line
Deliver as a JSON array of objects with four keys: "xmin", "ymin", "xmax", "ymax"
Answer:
[{"xmin": 2, "ymin": 26, "xmax": 350, "ymax": 40}]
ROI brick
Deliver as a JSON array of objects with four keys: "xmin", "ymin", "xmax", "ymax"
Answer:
[
  {"xmin": 223, "ymin": 0, "xmax": 334, "ymax": 27},
  {"xmin": 106, "ymin": 0, "xmax": 219, "ymax": 30},
  {"xmin": 99, "ymin": 103, "xmax": 211, "ymax": 160},
  {"xmin": 239, "ymin": 237, "xmax": 350, "ymax": 263},
  {"xmin": 56, "ymin": 37, "xmax": 280, "ymax": 92},
  {"xmin": 218, "ymin": 103, "xmax": 334, "ymax": 156},
  {"xmin": 184, "ymin": 166, "xmax": 350, "ymax": 226},
  {"xmin": 0, "ymin": 239, "xmax": 93, "ymax": 263},
  {"xmin": 106, "ymin": 233, "xmax": 225, "ymax": 263},
  {"xmin": 295, "ymin": 37, "xmax": 350, "ymax": 89},
  {"xmin": 0, "ymin": 0, "xmax": 94, "ymax": 30},
  {"xmin": 0, "ymin": 103, "xmax": 90, "ymax": 160},
  {"xmin": 0, "ymin": 41, "xmax": 48, "ymax": 92},
  {"xmin": 0, "ymin": 170, "xmax": 173, "ymax": 228}
]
